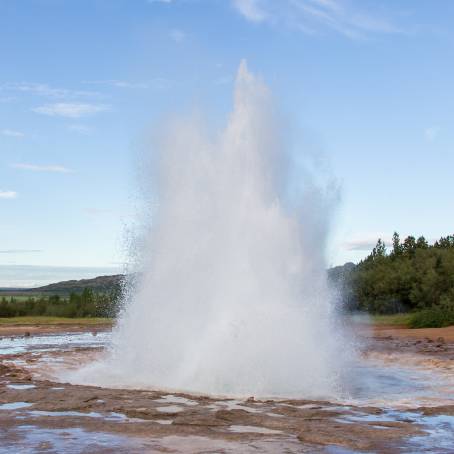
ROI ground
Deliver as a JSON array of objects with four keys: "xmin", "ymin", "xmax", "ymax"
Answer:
[{"xmin": 0, "ymin": 319, "xmax": 453, "ymax": 453}]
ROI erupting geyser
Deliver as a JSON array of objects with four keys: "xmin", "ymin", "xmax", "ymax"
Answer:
[{"xmin": 77, "ymin": 61, "xmax": 353, "ymax": 398}]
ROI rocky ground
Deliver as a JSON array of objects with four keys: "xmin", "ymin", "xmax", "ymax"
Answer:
[{"xmin": 0, "ymin": 323, "xmax": 453, "ymax": 453}]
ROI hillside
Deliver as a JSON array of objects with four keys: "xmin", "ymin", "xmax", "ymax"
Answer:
[{"xmin": 0, "ymin": 274, "xmax": 125, "ymax": 296}]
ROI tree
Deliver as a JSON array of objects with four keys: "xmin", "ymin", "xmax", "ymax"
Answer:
[
  {"xmin": 392, "ymin": 232, "xmax": 402, "ymax": 257},
  {"xmin": 416, "ymin": 236, "xmax": 428, "ymax": 249},
  {"xmin": 435, "ymin": 234, "xmax": 454, "ymax": 249},
  {"xmin": 371, "ymin": 238, "xmax": 386, "ymax": 259},
  {"xmin": 403, "ymin": 236, "xmax": 417, "ymax": 257}
]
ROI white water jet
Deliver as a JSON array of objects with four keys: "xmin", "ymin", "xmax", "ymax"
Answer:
[{"xmin": 76, "ymin": 61, "xmax": 353, "ymax": 398}]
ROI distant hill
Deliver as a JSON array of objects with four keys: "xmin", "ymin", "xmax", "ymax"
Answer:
[
  {"xmin": 34, "ymin": 274, "xmax": 125, "ymax": 295},
  {"xmin": 0, "ymin": 274, "xmax": 125, "ymax": 296},
  {"xmin": 0, "ymin": 264, "xmax": 356, "ymax": 298},
  {"xmin": 327, "ymin": 262, "xmax": 356, "ymax": 283}
]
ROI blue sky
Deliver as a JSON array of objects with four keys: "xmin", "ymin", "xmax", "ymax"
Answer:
[{"xmin": 1, "ymin": 0, "xmax": 454, "ymax": 285}]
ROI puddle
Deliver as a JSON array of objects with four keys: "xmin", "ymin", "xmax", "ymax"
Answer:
[
  {"xmin": 0, "ymin": 331, "xmax": 111, "ymax": 356},
  {"xmin": 29, "ymin": 410, "xmax": 104, "ymax": 418},
  {"xmin": 324, "ymin": 447, "xmax": 364, "ymax": 454},
  {"xmin": 406, "ymin": 413, "xmax": 454, "ymax": 452},
  {"xmin": 156, "ymin": 405, "xmax": 183, "ymax": 413},
  {"xmin": 0, "ymin": 425, "xmax": 313, "ymax": 453},
  {"xmin": 27, "ymin": 409, "xmax": 133, "ymax": 421},
  {"xmin": 265, "ymin": 412, "xmax": 285, "ymax": 418},
  {"xmin": 0, "ymin": 402, "xmax": 33, "ymax": 410},
  {"xmin": 340, "ymin": 357, "xmax": 454, "ymax": 408},
  {"xmin": 228, "ymin": 425, "xmax": 283, "ymax": 434},
  {"xmin": 338, "ymin": 409, "xmax": 454, "ymax": 452},
  {"xmin": 155, "ymin": 395, "xmax": 198, "ymax": 406},
  {"xmin": 0, "ymin": 424, "xmax": 146, "ymax": 454},
  {"xmin": 7, "ymin": 384, "xmax": 36, "ymax": 390},
  {"xmin": 215, "ymin": 399, "xmax": 262, "ymax": 413}
]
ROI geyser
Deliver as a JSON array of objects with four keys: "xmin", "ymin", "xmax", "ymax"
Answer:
[{"xmin": 79, "ymin": 61, "xmax": 352, "ymax": 398}]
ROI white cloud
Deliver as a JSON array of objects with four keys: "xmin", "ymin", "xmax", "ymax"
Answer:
[
  {"xmin": 83, "ymin": 79, "xmax": 149, "ymax": 89},
  {"xmin": 148, "ymin": 0, "xmax": 173, "ymax": 3},
  {"xmin": 0, "ymin": 190, "xmax": 17, "ymax": 199},
  {"xmin": 0, "ymin": 82, "xmax": 100, "ymax": 99},
  {"xmin": 424, "ymin": 126, "xmax": 440, "ymax": 142},
  {"xmin": 233, "ymin": 0, "xmax": 402, "ymax": 39},
  {"xmin": 233, "ymin": 0, "xmax": 267, "ymax": 22},
  {"xmin": 32, "ymin": 103, "xmax": 110, "ymax": 118},
  {"xmin": 343, "ymin": 235, "xmax": 391, "ymax": 251},
  {"xmin": 169, "ymin": 28, "xmax": 186, "ymax": 43},
  {"xmin": 1, "ymin": 129, "xmax": 24, "ymax": 138},
  {"xmin": 11, "ymin": 163, "xmax": 73, "ymax": 173}
]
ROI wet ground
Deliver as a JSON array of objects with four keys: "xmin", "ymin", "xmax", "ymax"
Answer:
[{"xmin": 1, "ymin": 326, "xmax": 454, "ymax": 453}]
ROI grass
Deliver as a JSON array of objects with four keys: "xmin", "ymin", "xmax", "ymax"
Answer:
[
  {"xmin": 369, "ymin": 313, "xmax": 413, "ymax": 327},
  {"xmin": 0, "ymin": 316, "xmax": 113, "ymax": 325},
  {"xmin": 371, "ymin": 311, "xmax": 454, "ymax": 329}
]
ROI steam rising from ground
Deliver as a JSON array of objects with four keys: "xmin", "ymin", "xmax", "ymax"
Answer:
[{"xmin": 77, "ymin": 62, "xmax": 353, "ymax": 398}]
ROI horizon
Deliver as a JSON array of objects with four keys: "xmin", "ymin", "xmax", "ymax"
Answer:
[{"xmin": 2, "ymin": 1, "xmax": 454, "ymax": 286}]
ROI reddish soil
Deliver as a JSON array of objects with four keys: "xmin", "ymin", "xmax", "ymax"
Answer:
[
  {"xmin": 372, "ymin": 324, "xmax": 454, "ymax": 342},
  {"xmin": 0, "ymin": 323, "xmax": 111, "ymax": 337}
]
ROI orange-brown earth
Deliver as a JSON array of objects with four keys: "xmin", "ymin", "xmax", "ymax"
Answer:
[
  {"xmin": 1, "ymin": 321, "xmax": 453, "ymax": 452},
  {"xmin": 0, "ymin": 322, "xmax": 111, "ymax": 337},
  {"xmin": 373, "ymin": 323, "xmax": 454, "ymax": 343}
]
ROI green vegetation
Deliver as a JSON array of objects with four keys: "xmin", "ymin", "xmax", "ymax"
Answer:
[
  {"xmin": 0, "ymin": 316, "xmax": 112, "ymax": 325},
  {"xmin": 333, "ymin": 233, "xmax": 454, "ymax": 328},
  {"xmin": 370, "ymin": 313, "xmax": 414, "ymax": 326},
  {"xmin": 0, "ymin": 287, "xmax": 122, "ymax": 319},
  {"xmin": 408, "ymin": 305, "xmax": 454, "ymax": 329}
]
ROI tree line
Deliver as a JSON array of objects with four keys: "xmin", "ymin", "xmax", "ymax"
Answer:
[
  {"xmin": 0, "ymin": 287, "xmax": 122, "ymax": 318},
  {"xmin": 332, "ymin": 233, "xmax": 454, "ymax": 327}
]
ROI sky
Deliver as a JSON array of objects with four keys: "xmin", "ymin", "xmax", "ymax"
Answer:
[{"xmin": 1, "ymin": 0, "xmax": 454, "ymax": 286}]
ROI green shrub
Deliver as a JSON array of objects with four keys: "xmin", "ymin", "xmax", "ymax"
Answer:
[{"xmin": 409, "ymin": 298, "xmax": 454, "ymax": 328}]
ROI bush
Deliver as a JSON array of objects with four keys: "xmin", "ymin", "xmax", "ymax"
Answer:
[
  {"xmin": 0, "ymin": 299, "xmax": 15, "ymax": 317},
  {"xmin": 409, "ymin": 299, "xmax": 454, "ymax": 328}
]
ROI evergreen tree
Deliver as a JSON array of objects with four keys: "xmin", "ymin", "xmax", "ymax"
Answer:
[{"xmin": 392, "ymin": 232, "xmax": 402, "ymax": 257}]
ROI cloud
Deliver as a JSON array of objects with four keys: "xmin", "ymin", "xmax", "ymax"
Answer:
[
  {"xmin": 32, "ymin": 103, "xmax": 110, "ymax": 118},
  {"xmin": 0, "ymin": 82, "xmax": 100, "ymax": 99},
  {"xmin": 1, "ymin": 129, "xmax": 24, "ymax": 138},
  {"xmin": 0, "ymin": 249, "xmax": 42, "ymax": 254},
  {"xmin": 0, "ymin": 190, "xmax": 17, "ymax": 199},
  {"xmin": 233, "ymin": 0, "xmax": 267, "ymax": 22},
  {"xmin": 83, "ymin": 80, "xmax": 149, "ymax": 89},
  {"xmin": 148, "ymin": 0, "xmax": 173, "ymax": 3},
  {"xmin": 343, "ymin": 235, "xmax": 391, "ymax": 251},
  {"xmin": 169, "ymin": 28, "xmax": 186, "ymax": 43},
  {"xmin": 424, "ymin": 126, "xmax": 440, "ymax": 142},
  {"xmin": 232, "ymin": 0, "xmax": 402, "ymax": 39},
  {"xmin": 11, "ymin": 163, "xmax": 73, "ymax": 173}
]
